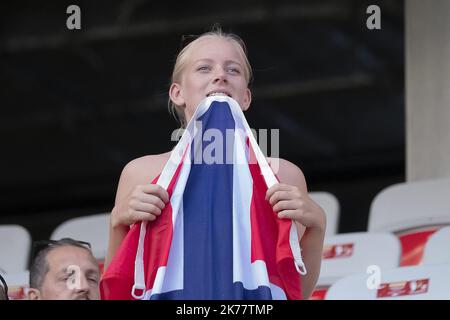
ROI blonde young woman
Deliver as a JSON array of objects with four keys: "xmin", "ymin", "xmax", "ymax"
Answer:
[{"xmin": 104, "ymin": 29, "xmax": 326, "ymax": 299}]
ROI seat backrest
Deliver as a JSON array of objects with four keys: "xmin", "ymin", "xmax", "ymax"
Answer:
[
  {"xmin": 0, "ymin": 225, "xmax": 31, "ymax": 274},
  {"xmin": 422, "ymin": 226, "xmax": 450, "ymax": 265},
  {"xmin": 325, "ymin": 264, "xmax": 450, "ymax": 300},
  {"xmin": 2, "ymin": 270, "xmax": 29, "ymax": 300},
  {"xmin": 317, "ymin": 232, "xmax": 401, "ymax": 287},
  {"xmin": 309, "ymin": 191, "xmax": 340, "ymax": 236},
  {"xmin": 368, "ymin": 177, "xmax": 450, "ymax": 233},
  {"xmin": 396, "ymin": 225, "xmax": 443, "ymax": 266},
  {"xmin": 50, "ymin": 213, "xmax": 109, "ymax": 260}
]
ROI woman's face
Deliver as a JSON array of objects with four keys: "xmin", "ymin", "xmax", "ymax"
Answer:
[{"xmin": 169, "ymin": 37, "xmax": 252, "ymax": 124}]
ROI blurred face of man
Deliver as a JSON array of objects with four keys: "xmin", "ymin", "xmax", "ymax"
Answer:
[{"xmin": 29, "ymin": 245, "xmax": 100, "ymax": 300}]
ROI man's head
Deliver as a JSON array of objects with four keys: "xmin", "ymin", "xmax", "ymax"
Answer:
[{"xmin": 28, "ymin": 238, "xmax": 100, "ymax": 300}]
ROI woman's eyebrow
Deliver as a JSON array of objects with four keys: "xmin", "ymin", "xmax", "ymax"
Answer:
[
  {"xmin": 193, "ymin": 59, "xmax": 242, "ymax": 66},
  {"xmin": 193, "ymin": 58, "xmax": 213, "ymax": 64},
  {"xmin": 224, "ymin": 60, "xmax": 242, "ymax": 66}
]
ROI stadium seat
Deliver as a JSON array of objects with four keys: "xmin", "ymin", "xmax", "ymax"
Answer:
[
  {"xmin": 422, "ymin": 226, "xmax": 450, "ymax": 265},
  {"xmin": 325, "ymin": 264, "xmax": 450, "ymax": 300},
  {"xmin": 368, "ymin": 177, "xmax": 450, "ymax": 232},
  {"xmin": 0, "ymin": 225, "xmax": 31, "ymax": 274},
  {"xmin": 317, "ymin": 232, "xmax": 401, "ymax": 287},
  {"xmin": 309, "ymin": 287, "xmax": 328, "ymax": 300},
  {"xmin": 368, "ymin": 177, "xmax": 450, "ymax": 266},
  {"xmin": 2, "ymin": 270, "xmax": 29, "ymax": 300},
  {"xmin": 50, "ymin": 213, "xmax": 109, "ymax": 261},
  {"xmin": 309, "ymin": 191, "xmax": 340, "ymax": 236}
]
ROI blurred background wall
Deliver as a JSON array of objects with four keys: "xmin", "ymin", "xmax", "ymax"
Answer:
[{"xmin": 406, "ymin": 0, "xmax": 450, "ymax": 182}]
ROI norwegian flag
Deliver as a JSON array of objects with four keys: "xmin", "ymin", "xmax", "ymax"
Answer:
[{"xmin": 100, "ymin": 96, "xmax": 305, "ymax": 300}]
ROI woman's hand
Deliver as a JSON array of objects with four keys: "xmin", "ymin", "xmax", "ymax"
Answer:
[
  {"xmin": 266, "ymin": 183, "xmax": 326, "ymax": 232},
  {"xmin": 111, "ymin": 184, "xmax": 170, "ymax": 229}
]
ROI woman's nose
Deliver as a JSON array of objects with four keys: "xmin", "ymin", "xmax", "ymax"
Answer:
[{"xmin": 213, "ymin": 68, "xmax": 228, "ymax": 83}]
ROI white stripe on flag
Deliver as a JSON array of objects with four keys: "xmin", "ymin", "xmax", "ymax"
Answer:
[{"xmin": 231, "ymin": 108, "xmax": 287, "ymax": 300}]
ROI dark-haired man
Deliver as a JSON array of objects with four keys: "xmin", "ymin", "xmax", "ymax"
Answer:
[{"xmin": 28, "ymin": 238, "xmax": 100, "ymax": 300}]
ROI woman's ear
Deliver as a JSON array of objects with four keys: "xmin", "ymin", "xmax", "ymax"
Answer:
[
  {"xmin": 242, "ymin": 88, "xmax": 252, "ymax": 111},
  {"xmin": 169, "ymin": 83, "xmax": 185, "ymax": 109},
  {"xmin": 27, "ymin": 288, "xmax": 42, "ymax": 300}
]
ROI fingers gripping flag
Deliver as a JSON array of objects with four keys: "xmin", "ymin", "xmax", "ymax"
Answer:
[{"xmin": 100, "ymin": 97, "xmax": 306, "ymax": 300}]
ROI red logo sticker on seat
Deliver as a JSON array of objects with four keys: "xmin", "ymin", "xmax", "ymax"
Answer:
[
  {"xmin": 377, "ymin": 278, "xmax": 429, "ymax": 298},
  {"xmin": 323, "ymin": 243, "xmax": 354, "ymax": 259}
]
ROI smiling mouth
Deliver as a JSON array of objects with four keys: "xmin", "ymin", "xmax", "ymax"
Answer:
[{"xmin": 206, "ymin": 91, "xmax": 232, "ymax": 98}]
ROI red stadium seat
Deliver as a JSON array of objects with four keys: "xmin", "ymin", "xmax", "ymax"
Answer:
[
  {"xmin": 309, "ymin": 287, "xmax": 328, "ymax": 300},
  {"xmin": 396, "ymin": 226, "xmax": 442, "ymax": 266},
  {"xmin": 368, "ymin": 178, "xmax": 450, "ymax": 266},
  {"xmin": 3, "ymin": 271, "xmax": 29, "ymax": 300}
]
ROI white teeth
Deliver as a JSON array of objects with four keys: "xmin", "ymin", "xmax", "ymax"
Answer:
[{"xmin": 207, "ymin": 92, "xmax": 230, "ymax": 97}]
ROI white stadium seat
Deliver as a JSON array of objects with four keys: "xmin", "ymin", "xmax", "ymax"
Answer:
[
  {"xmin": 368, "ymin": 177, "xmax": 450, "ymax": 233},
  {"xmin": 50, "ymin": 213, "xmax": 110, "ymax": 260},
  {"xmin": 422, "ymin": 226, "xmax": 450, "ymax": 265},
  {"xmin": 317, "ymin": 232, "xmax": 401, "ymax": 287},
  {"xmin": 325, "ymin": 264, "xmax": 450, "ymax": 300},
  {"xmin": 0, "ymin": 225, "xmax": 31, "ymax": 274},
  {"xmin": 368, "ymin": 177, "xmax": 450, "ymax": 266},
  {"xmin": 309, "ymin": 191, "xmax": 340, "ymax": 236}
]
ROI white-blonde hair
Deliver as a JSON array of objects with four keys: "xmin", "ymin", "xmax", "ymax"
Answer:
[{"xmin": 168, "ymin": 27, "xmax": 253, "ymax": 127}]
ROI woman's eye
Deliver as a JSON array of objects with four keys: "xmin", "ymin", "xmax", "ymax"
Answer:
[
  {"xmin": 227, "ymin": 67, "xmax": 240, "ymax": 74},
  {"xmin": 197, "ymin": 65, "xmax": 210, "ymax": 72}
]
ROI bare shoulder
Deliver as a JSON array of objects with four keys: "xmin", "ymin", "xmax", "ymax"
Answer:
[
  {"xmin": 122, "ymin": 152, "xmax": 171, "ymax": 183},
  {"xmin": 114, "ymin": 152, "xmax": 171, "ymax": 204},
  {"xmin": 268, "ymin": 157, "xmax": 308, "ymax": 193}
]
